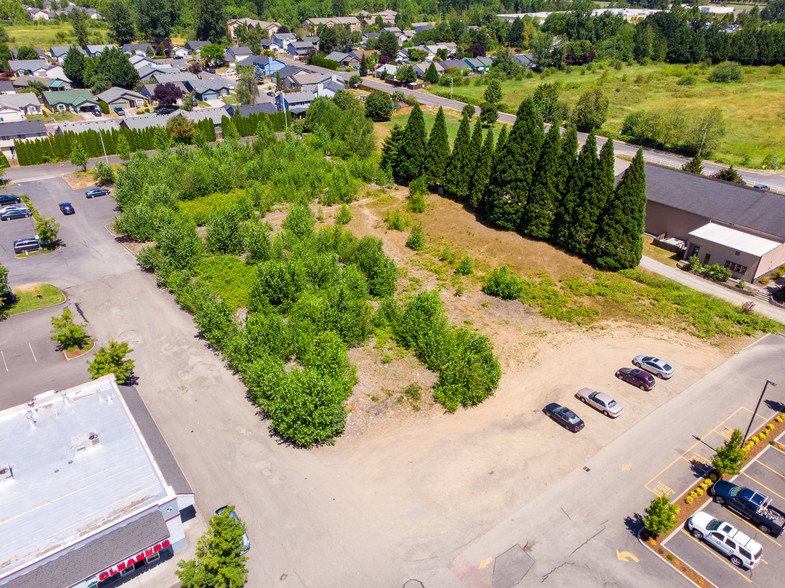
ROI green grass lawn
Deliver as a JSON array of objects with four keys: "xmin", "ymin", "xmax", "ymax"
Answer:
[
  {"xmin": 195, "ymin": 255, "xmax": 256, "ymax": 309},
  {"xmin": 1, "ymin": 283, "xmax": 64, "ymax": 316},
  {"xmin": 2, "ymin": 21, "xmax": 109, "ymax": 49},
  {"xmin": 424, "ymin": 62, "xmax": 785, "ymax": 168}
]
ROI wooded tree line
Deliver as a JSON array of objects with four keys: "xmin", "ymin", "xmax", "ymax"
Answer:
[{"xmin": 382, "ymin": 101, "xmax": 647, "ymax": 271}]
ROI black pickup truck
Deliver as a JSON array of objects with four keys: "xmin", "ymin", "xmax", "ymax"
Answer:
[{"xmin": 711, "ymin": 480, "xmax": 785, "ymax": 537}]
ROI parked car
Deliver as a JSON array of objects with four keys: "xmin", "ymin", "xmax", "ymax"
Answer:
[
  {"xmin": 85, "ymin": 187, "xmax": 110, "ymax": 198},
  {"xmin": 543, "ymin": 403, "xmax": 584, "ymax": 432},
  {"xmin": 113, "ymin": 105, "xmax": 125, "ymax": 116},
  {"xmin": 686, "ymin": 512, "xmax": 763, "ymax": 569},
  {"xmin": 59, "ymin": 202, "xmax": 75, "ymax": 215},
  {"xmin": 574, "ymin": 388, "xmax": 623, "ymax": 418},
  {"xmin": 0, "ymin": 195, "xmax": 21, "ymax": 206},
  {"xmin": 13, "ymin": 237, "xmax": 39, "ymax": 254},
  {"xmin": 205, "ymin": 66, "xmax": 216, "ymax": 73},
  {"xmin": 215, "ymin": 506, "xmax": 250, "ymax": 554},
  {"xmin": 0, "ymin": 205, "xmax": 31, "ymax": 221},
  {"xmin": 710, "ymin": 480, "xmax": 785, "ymax": 537},
  {"xmin": 615, "ymin": 367, "xmax": 655, "ymax": 390},
  {"xmin": 92, "ymin": 108, "xmax": 102, "ymax": 117},
  {"xmin": 632, "ymin": 355, "xmax": 674, "ymax": 379},
  {"xmin": 753, "ymin": 183, "xmax": 770, "ymax": 191},
  {"xmin": 156, "ymin": 106, "xmax": 177, "ymax": 115}
]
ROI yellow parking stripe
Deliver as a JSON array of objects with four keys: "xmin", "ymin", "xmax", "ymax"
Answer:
[
  {"xmin": 679, "ymin": 530, "xmax": 753, "ymax": 583},
  {"xmin": 741, "ymin": 472, "xmax": 785, "ymax": 503},
  {"xmin": 756, "ymin": 460, "xmax": 785, "ymax": 483},
  {"xmin": 719, "ymin": 507, "xmax": 782, "ymax": 546}
]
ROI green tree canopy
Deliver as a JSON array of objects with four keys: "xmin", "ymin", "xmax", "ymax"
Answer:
[
  {"xmin": 643, "ymin": 495, "xmax": 679, "ymax": 538},
  {"xmin": 70, "ymin": 9, "xmax": 90, "ymax": 49},
  {"xmin": 571, "ymin": 136, "xmax": 614, "ymax": 255},
  {"xmin": 444, "ymin": 111, "xmax": 472, "ymax": 200},
  {"xmin": 364, "ymin": 91, "xmax": 392, "ymax": 121},
  {"xmin": 194, "ymin": 0, "xmax": 227, "ymax": 43},
  {"xmin": 468, "ymin": 127, "xmax": 494, "ymax": 209},
  {"xmin": 424, "ymin": 61, "xmax": 439, "ymax": 84},
  {"xmin": 104, "ymin": 0, "xmax": 136, "ymax": 46},
  {"xmin": 423, "ymin": 106, "xmax": 449, "ymax": 187},
  {"xmin": 570, "ymin": 88, "xmax": 609, "ymax": 132},
  {"xmin": 395, "ymin": 101, "xmax": 426, "ymax": 182},
  {"xmin": 712, "ymin": 429, "xmax": 747, "ymax": 476},
  {"xmin": 520, "ymin": 123, "xmax": 561, "ymax": 239},
  {"xmin": 134, "ymin": 0, "xmax": 178, "ymax": 41},
  {"xmin": 63, "ymin": 46, "xmax": 86, "ymax": 87},
  {"xmin": 87, "ymin": 340, "xmax": 135, "ymax": 384}
]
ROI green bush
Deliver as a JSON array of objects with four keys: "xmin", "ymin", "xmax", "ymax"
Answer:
[
  {"xmin": 406, "ymin": 224, "xmax": 425, "ymax": 250},
  {"xmin": 709, "ymin": 61, "xmax": 743, "ymax": 83},
  {"xmin": 455, "ymin": 256, "xmax": 473, "ymax": 275},
  {"xmin": 482, "ymin": 266, "xmax": 524, "ymax": 300},
  {"xmin": 336, "ymin": 204, "xmax": 352, "ymax": 225},
  {"xmin": 677, "ymin": 75, "xmax": 697, "ymax": 86},
  {"xmin": 384, "ymin": 208, "xmax": 410, "ymax": 231},
  {"xmin": 407, "ymin": 192, "xmax": 426, "ymax": 213}
]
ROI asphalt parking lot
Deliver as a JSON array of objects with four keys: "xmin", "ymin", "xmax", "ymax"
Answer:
[{"xmin": 663, "ymin": 438, "xmax": 785, "ymax": 587}]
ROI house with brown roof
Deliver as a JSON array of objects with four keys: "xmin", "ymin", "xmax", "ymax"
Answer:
[{"xmin": 303, "ymin": 16, "xmax": 361, "ymax": 32}]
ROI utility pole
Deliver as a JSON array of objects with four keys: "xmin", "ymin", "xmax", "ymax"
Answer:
[
  {"xmin": 743, "ymin": 379, "xmax": 777, "ymax": 444},
  {"xmin": 450, "ymin": 76, "xmax": 453, "ymax": 100},
  {"xmin": 98, "ymin": 130, "xmax": 108, "ymax": 164},
  {"xmin": 697, "ymin": 127, "xmax": 708, "ymax": 157}
]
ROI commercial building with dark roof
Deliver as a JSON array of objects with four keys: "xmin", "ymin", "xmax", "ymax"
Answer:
[
  {"xmin": 0, "ymin": 375, "xmax": 193, "ymax": 588},
  {"xmin": 644, "ymin": 162, "xmax": 785, "ymax": 281}
]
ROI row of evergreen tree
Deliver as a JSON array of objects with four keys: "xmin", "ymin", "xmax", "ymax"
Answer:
[
  {"xmin": 381, "ymin": 101, "xmax": 647, "ymax": 271},
  {"xmin": 14, "ymin": 111, "xmax": 290, "ymax": 166}
]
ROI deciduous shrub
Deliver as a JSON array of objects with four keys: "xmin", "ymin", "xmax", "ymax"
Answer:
[
  {"xmin": 406, "ymin": 224, "xmax": 425, "ymax": 250},
  {"xmin": 482, "ymin": 266, "xmax": 524, "ymax": 300}
]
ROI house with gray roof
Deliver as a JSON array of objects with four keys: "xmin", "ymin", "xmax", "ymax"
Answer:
[
  {"xmin": 153, "ymin": 72, "xmax": 200, "ymax": 85},
  {"xmin": 8, "ymin": 59, "xmax": 48, "ymax": 75},
  {"xmin": 225, "ymin": 46, "xmax": 254, "ymax": 65},
  {"xmin": 287, "ymin": 41, "xmax": 316, "ymax": 60},
  {"xmin": 50, "ymin": 46, "xmax": 76, "ymax": 63},
  {"xmin": 224, "ymin": 100, "xmax": 277, "ymax": 117},
  {"xmin": 86, "ymin": 44, "xmax": 115, "ymax": 57},
  {"xmin": 56, "ymin": 119, "xmax": 122, "ymax": 135},
  {"xmin": 0, "ymin": 119, "xmax": 47, "ymax": 159},
  {"xmin": 42, "ymin": 89, "xmax": 99, "ymax": 113},
  {"xmin": 122, "ymin": 43, "xmax": 154, "ymax": 56},
  {"xmin": 0, "ymin": 93, "xmax": 42, "ymax": 120},
  {"xmin": 276, "ymin": 90, "xmax": 314, "ymax": 116},
  {"xmin": 185, "ymin": 40, "xmax": 211, "ymax": 53},
  {"xmin": 96, "ymin": 87, "xmax": 146, "ymax": 110},
  {"xmin": 137, "ymin": 64, "xmax": 175, "ymax": 82},
  {"xmin": 0, "ymin": 80, "xmax": 15, "ymax": 94},
  {"xmin": 141, "ymin": 82, "xmax": 189, "ymax": 104},
  {"xmin": 184, "ymin": 78, "xmax": 231, "ymax": 101}
]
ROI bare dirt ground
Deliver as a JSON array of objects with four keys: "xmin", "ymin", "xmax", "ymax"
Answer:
[{"xmin": 307, "ymin": 188, "xmax": 750, "ymax": 561}]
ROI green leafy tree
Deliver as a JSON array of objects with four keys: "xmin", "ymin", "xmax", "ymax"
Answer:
[
  {"xmin": 591, "ymin": 148, "xmax": 647, "ymax": 270},
  {"xmin": 69, "ymin": 142, "xmax": 88, "ymax": 171},
  {"xmin": 444, "ymin": 111, "xmax": 472, "ymax": 199},
  {"xmin": 396, "ymin": 65, "xmax": 416, "ymax": 84},
  {"xmin": 364, "ymin": 91, "xmax": 392, "ymax": 121},
  {"xmin": 468, "ymin": 127, "xmax": 494, "ymax": 209},
  {"xmin": 553, "ymin": 132, "xmax": 597, "ymax": 250},
  {"xmin": 0, "ymin": 263, "xmax": 10, "ymax": 307},
  {"xmin": 194, "ymin": 0, "xmax": 227, "ymax": 43},
  {"xmin": 235, "ymin": 69, "xmax": 258, "ymax": 105},
  {"xmin": 134, "ymin": 0, "xmax": 177, "ymax": 41},
  {"xmin": 572, "ymin": 137, "xmax": 614, "ymax": 256},
  {"xmin": 495, "ymin": 124, "xmax": 508, "ymax": 157},
  {"xmin": 63, "ymin": 46, "xmax": 86, "ymax": 87},
  {"xmin": 483, "ymin": 79, "xmax": 503, "ymax": 104},
  {"xmin": 244, "ymin": 221, "xmax": 272, "ymax": 262},
  {"xmin": 378, "ymin": 31, "xmax": 398, "ymax": 59},
  {"xmin": 36, "ymin": 216, "xmax": 60, "ymax": 248},
  {"xmin": 87, "ymin": 340, "xmax": 135, "ymax": 384},
  {"xmin": 570, "ymin": 88, "xmax": 609, "ymax": 132},
  {"xmin": 87, "ymin": 47, "xmax": 140, "ymax": 90},
  {"xmin": 359, "ymin": 54, "xmax": 368, "ymax": 76},
  {"xmin": 153, "ymin": 126, "xmax": 172, "ymax": 150},
  {"xmin": 176, "ymin": 507, "xmax": 249, "ymax": 588},
  {"xmin": 480, "ymin": 101, "xmax": 498, "ymax": 126},
  {"xmin": 50, "ymin": 308, "xmax": 90, "ymax": 351},
  {"xmin": 406, "ymin": 223, "xmax": 425, "ymax": 250},
  {"xmin": 643, "ymin": 496, "xmax": 679, "ymax": 538},
  {"xmin": 167, "ymin": 114, "xmax": 194, "ymax": 143},
  {"xmin": 485, "ymin": 98, "xmax": 544, "ymax": 231},
  {"xmin": 70, "ymin": 9, "xmax": 90, "ymax": 49},
  {"xmin": 104, "ymin": 0, "xmax": 136, "ymax": 45},
  {"xmin": 423, "ymin": 106, "xmax": 449, "ymax": 187},
  {"xmin": 712, "ymin": 429, "xmax": 747, "ymax": 476},
  {"xmin": 424, "ymin": 62, "xmax": 439, "ymax": 84},
  {"xmin": 16, "ymin": 46, "xmax": 38, "ymax": 60},
  {"xmin": 520, "ymin": 123, "xmax": 561, "ymax": 238},
  {"xmin": 93, "ymin": 161, "xmax": 115, "ymax": 185},
  {"xmin": 207, "ymin": 208, "xmax": 244, "ymax": 254},
  {"xmin": 395, "ymin": 101, "xmax": 426, "ymax": 182},
  {"xmin": 116, "ymin": 134, "xmax": 131, "ymax": 160},
  {"xmin": 682, "ymin": 154, "xmax": 703, "ymax": 174},
  {"xmin": 200, "ymin": 43, "xmax": 225, "ymax": 64}
]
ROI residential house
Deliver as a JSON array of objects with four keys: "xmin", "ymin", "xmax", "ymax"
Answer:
[
  {"xmin": 325, "ymin": 51, "xmax": 349, "ymax": 64},
  {"xmin": 350, "ymin": 49, "xmax": 377, "ymax": 64},
  {"xmin": 172, "ymin": 46, "xmax": 190, "ymax": 59},
  {"xmin": 0, "ymin": 94, "xmax": 42, "ymax": 121},
  {"xmin": 259, "ymin": 39, "xmax": 274, "ymax": 53},
  {"xmin": 10, "ymin": 47, "xmax": 46, "ymax": 59},
  {"xmin": 96, "ymin": 87, "xmax": 146, "ymax": 110},
  {"xmin": 153, "ymin": 72, "xmax": 200, "ymax": 85},
  {"xmin": 413, "ymin": 23, "xmax": 435, "ymax": 33},
  {"xmin": 514, "ymin": 53, "xmax": 535, "ymax": 68},
  {"xmin": 463, "ymin": 57, "xmax": 491, "ymax": 72},
  {"xmin": 235, "ymin": 55, "xmax": 286, "ymax": 78},
  {"xmin": 43, "ymin": 65, "xmax": 71, "ymax": 84},
  {"xmin": 271, "ymin": 32, "xmax": 296, "ymax": 52},
  {"xmin": 382, "ymin": 27, "xmax": 407, "ymax": 43},
  {"xmin": 440, "ymin": 59, "xmax": 469, "ymax": 71},
  {"xmin": 413, "ymin": 61, "xmax": 442, "ymax": 78},
  {"xmin": 375, "ymin": 63, "xmax": 398, "ymax": 78},
  {"xmin": 12, "ymin": 75, "xmax": 69, "ymax": 92},
  {"xmin": 26, "ymin": 6, "xmax": 49, "ymax": 20},
  {"xmin": 120, "ymin": 113, "xmax": 168, "ymax": 132},
  {"xmin": 643, "ymin": 162, "xmax": 785, "ymax": 282},
  {"xmin": 353, "ymin": 9, "xmax": 397, "ymax": 25},
  {"xmin": 276, "ymin": 90, "xmax": 314, "ymax": 116},
  {"xmin": 362, "ymin": 32, "xmax": 380, "ymax": 46},
  {"xmin": 0, "ymin": 81, "xmax": 15, "ymax": 94},
  {"xmin": 185, "ymin": 40, "xmax": 211, "ymax": 54},
  {"xmin": 122, "ymin": 43, "xmax": 154, "ymax": 56},
  {"xmin": 286, "ymin": 42, "xmax": 316, "ymax": 60},
  {"xmin": 224, "ymin": 100, "xmax": 277, "ymax": 117},
  {"xmin": 403, "ymin": 30, "xmax": 416, "ymax": 41},
  {"xmin": 8, "ymin": 59, "xmax": 49, "ymax": 76},
  {"xmin": 303, "ymin": 16, "xmax": 361, "ymax": 32},
  {"xmin": 85, "ymin": 45, "xmax": 115, "ymax": 57},
  {"xmin": 137, "ymin": 64, "xmax": 176, "ymax": 82},
  {"xmin": 224, "ymin": 46, "xmax": 254, "ymax": 65},
  {"xmin": 50, "ymin": 46, "xmax": 77, "ymax": 64},
  {"xmin": 302, "ymin": 79, "xmax": 345, "ymax": 99},
  {"xmin": 272, "ymin": 64, "xmax": 308, "ymax": 85},
  {"xmin": 56, "ymin": 119, "xmax": 122, "ymax": 136},
  {"xmin": 300, "ymin": 36, "xmax": 320, "ymax": 47},
  {"xmin": 42, "ymin": 89, "xmax": 99, "ymax": 113},
  {"xmin": 280, "ymin": 71, "xmax": 323, "ymax": 90},
  {"xmin": 129, "ymin": 54, "xmax": 155, "ymax": 70},
  {"xmin": 141, "ymin": 82, "xmax": 189, "ymax": 105},
  {"xmin": 184, "ymin": 78, "xmax": 231, "ymax": 101},
  {"xmin": 227, "ymin": 18, "xmax": 282, "ymax": 41},
  {"xmin": 0, "ymin": 120, "xmax": 48, "ymax": 159}
]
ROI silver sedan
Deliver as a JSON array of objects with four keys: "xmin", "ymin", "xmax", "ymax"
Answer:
[
  {"xmin": 633, "ymin": 355, "xmax": 674, "ymax": 379},
  {"xmin": 575, "ymin": 388, "xmax": 624, "ymax": 418}
]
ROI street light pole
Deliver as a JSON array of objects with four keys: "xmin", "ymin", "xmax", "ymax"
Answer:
[
  {"xmin": 697, "ymin": 127, "xmax": 708, "ymax": 157},
  {"xmin": 743, "ymin": 379, "xmax": 777, "ymax": 444},
  {"xmin": 98, "ymin": 130, "xmax": 109, "ymax": 164},
  {"xmin": 450, "ymin": 76, "xmax": 453, "ymax": 100}
]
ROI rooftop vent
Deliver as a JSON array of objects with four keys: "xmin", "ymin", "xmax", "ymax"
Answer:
[
  {"xmin": 0, "ymin": 465, "xmax": 13, "ymax": 484},
  {"xmin": 71, "ymin": 432, "xmax": 101, "ymax": 456}
]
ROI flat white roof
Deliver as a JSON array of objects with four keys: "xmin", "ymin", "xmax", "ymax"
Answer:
[
  {"xmin": 689, "ymin": 223, "xmax": 782, "ymax": 257},
  {"xmin": 0, "ymin": 376, "xmax": 171, "ymax": 580}
]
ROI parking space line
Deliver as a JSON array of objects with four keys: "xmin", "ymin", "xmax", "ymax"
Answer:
[
  {"xmin": 719, "ymin": 507, "xmax": 783, "ymax": 546},
  {"xmin": 28, "ymin": 343, "xmax": 37, "ymax": 363},
  {"xmin": 678, "ymin": 530, "xmax": 753, "ymax": 582},
  {"xmin": 756, "ymin": 460, "xmax": 785, "ymax": 482},
  {"xmin": 0, "ymin": 350, "xmax": 7, "ymax": 372},
  {"xmin": 741, "ymin": 472, "xmax": 785, "ymax": 503}
]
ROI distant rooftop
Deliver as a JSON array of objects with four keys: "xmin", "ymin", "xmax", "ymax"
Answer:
[
  {"xmin": 0, "ymin": 377, "xmax": 173, "ymax": 581},
  {"xmin": 689, "ymin": 222, "xmax": 782, "ymax": 256}
]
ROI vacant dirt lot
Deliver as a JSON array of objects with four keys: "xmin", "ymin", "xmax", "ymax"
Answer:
[{"xmin": 312, "ymin": 188, "xmax": 749, "ymax": 561}]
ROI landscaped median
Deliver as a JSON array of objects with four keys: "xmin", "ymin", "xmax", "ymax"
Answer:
[
  {"xmin": 639, "ymin": 411, "xmax": 785, "ymax": 587},
  {"xmin": 0, "ymin": 283, "xmax": 64, "ymax": 317}
]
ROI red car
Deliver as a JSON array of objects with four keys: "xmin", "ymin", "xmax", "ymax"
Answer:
[{"xmin": 615, "ymin": 367, "xmax": 655, "ymax": 390}]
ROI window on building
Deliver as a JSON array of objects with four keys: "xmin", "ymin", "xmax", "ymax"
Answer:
[
  {"xmin": 724, "ymin": 261, "xmax": 748, "ymax": 274},
  {"xmin": 146, "ymin": 552, "xmax": 161, "ymax": 564}
]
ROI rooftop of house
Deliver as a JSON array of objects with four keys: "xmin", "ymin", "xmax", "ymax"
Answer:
[{"xmin": 0, "ymin": 120, "xmax": 47, "ymax": 136}]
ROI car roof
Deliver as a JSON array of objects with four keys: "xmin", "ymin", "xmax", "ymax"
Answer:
[{"xmin": 545, "ymin": 402, "xmax": 561, "ymax": 411}]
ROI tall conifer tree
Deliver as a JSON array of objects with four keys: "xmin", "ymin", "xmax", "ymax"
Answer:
[
  {"xmin": 494, "ymin": 124, "xmax": 508, "ymax": 163},
  {"xmin": 395, "ymin": 101, "xmax": 426, "ymax": 182},
  {"xmin": 572, "ymin": 137, "xmax": 614, "ymax": 255},
  {"xmin": 520, "ymin": 123, "xmax": 561, "ymax": 238},
  {"xmin": 591, "ymin": 148, "xmax": 647, "ymax": 270},
  {"xmin": 423, "ymin": 106, "xmax": 449, "ymax": 187},
  {"xmin": 485, "ymin": 98, "xmax": 544, "ymax": 231},
  {"xmin": 469, "ymin": 128, "xmax": 494, "ymax": 209},
  {"xmin": 556, "ymin": 124, "xmax": 577, "ymax": 197},
  {"xmin": 445, "ymin": 111, "xmax": 472, "ymax": 200},
  {"xmin": 380, "ymin": 124, "xmax": 404, "ymax": 174},
  {"xmin": 553, "ymin": 132, "xmax": 597, "ymax": 250}
]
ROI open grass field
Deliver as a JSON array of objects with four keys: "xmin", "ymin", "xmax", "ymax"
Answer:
[
  {"xmin": 424, "ymin": 62, "xmax": 785, "ymax": 169},
  {"xmin": 1, "ymin": 21, "xmax": 109, "ymax": 49}
]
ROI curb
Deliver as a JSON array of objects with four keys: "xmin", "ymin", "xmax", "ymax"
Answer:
[{"xmin": 637, "ymin": 527, "xmax": 708, "ymax": 588}]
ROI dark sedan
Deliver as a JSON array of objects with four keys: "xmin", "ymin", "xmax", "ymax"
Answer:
[
  {"xmin": 85, "ymin": 187, "xmax": 110, "ymax": 198},
  {"xmin": 0, "ymin": 194, "xmax": 21, "ymax": 206},
  {"xmin": 59, "ymin": 202, "xmax": 75, "ymax": 215},
  {"xmin": 615, "ymin": 367, "xmax": 656, "ymax": 390},
  {"xmin": 543, "ymin": 403, "xmax": 585, "ymax": 432},
  {"xmin": 0, "ymin": 206, "xmax": 31, "ymax": 221}
]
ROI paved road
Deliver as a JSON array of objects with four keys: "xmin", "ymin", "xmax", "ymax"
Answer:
[{"xmin": 639, "ymin": 256, "xmax": 785, "ymax": 324}]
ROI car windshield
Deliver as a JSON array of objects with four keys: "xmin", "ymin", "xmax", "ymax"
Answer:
[
  {"xmin": 706, "ymin": 518, "xmax": 721, "ymax": 531},
  {"xmin": 729, "ymin": 485, "xmax": 741, "ymax": 498},
  {"xmin": 563, "ymin": 410, "xmax": 579, "ymax": 423},
  {"xmin": 662, "ymin": 363, "xmax": 672, "ymax": 371}
]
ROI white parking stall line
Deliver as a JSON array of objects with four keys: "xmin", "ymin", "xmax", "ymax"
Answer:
[
  {"xmin": 28, "ymin": 342, "xmax": 37, "ymax": 363},
  {"xmin": 1, "ymin": 350, "xmax": 7, "ymax": 372}
]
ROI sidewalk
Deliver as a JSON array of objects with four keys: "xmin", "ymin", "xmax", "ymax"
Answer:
[{"xmin": 639, "ymin": 256, "xmax": 785, "ymax": 324}]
